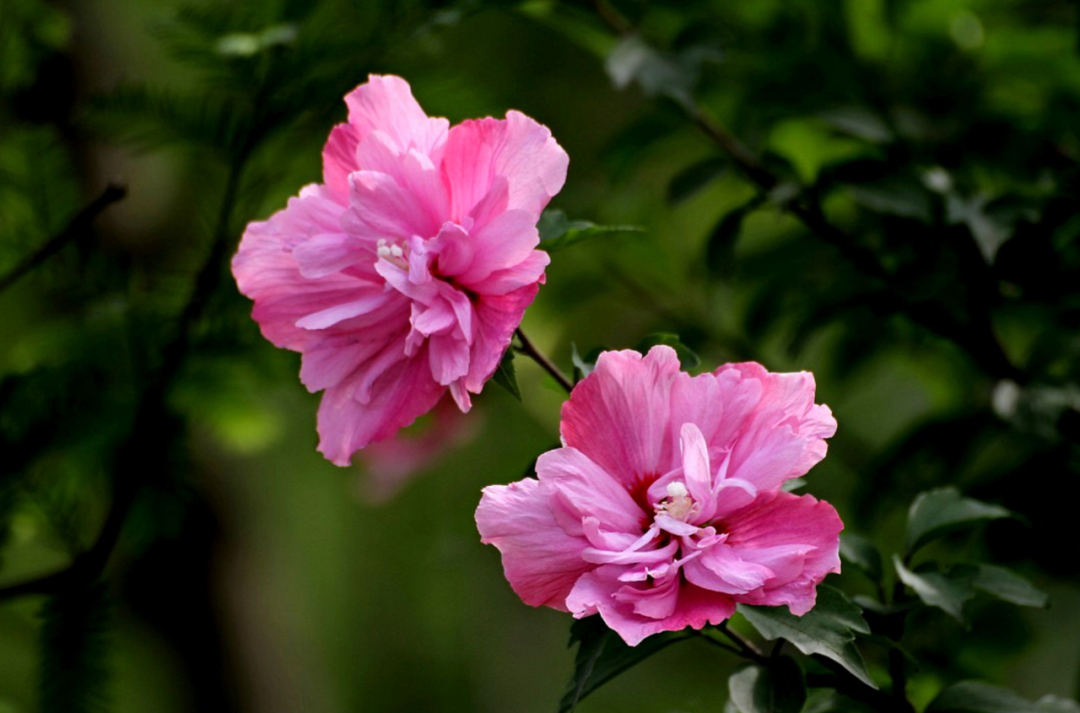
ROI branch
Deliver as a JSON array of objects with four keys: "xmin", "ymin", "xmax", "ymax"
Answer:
[
  {"xmin": 0, "ymin": 162, "xmax": 245, "ymax": 603},
  {"xmin": 587, "ymin": 10, "xmax": 1021, "ymax": 381},
  {"xmin": 514, "ymin": 328, "xmax": 574, "ymax": 394},
  {"xmin": 0, "ymin": 184, "xmax": 126, "ymax": 295}
]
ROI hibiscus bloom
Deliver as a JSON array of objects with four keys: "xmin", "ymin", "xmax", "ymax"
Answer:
[
  {"xmin": 475, "ymin": 346, "xmax": 841, "ymax": 646},
  {"xmin": 232, "ymin": 75, "xmax": 568, "ymax": 465}
]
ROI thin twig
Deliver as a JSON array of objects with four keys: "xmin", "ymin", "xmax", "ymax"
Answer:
[
  {"xmin": 0, "ymin": 184, "xmax": 126, "ymax": 295},
  {"xmin": 587, "ymin": 9, "xmax": 1021, "ymax": 381},
  {"xmin": 514, "ymin": 327, "xmax": 574, "ymax": 394},
  {"xmin": 0, "ymin": 161, "xmax": 246, "ymax": 602},
  {"xmin": 716, "ymin": 621, "xmax": 766, "ymax": 661}
]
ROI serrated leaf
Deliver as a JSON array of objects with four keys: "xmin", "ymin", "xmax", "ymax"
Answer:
[
  {"xmin": 559, "ymin": 616, "xmax": 690, "ymax": 713},
  {"xmin": 728, "ymin": 659, "xmax": 806, "ymax": 713},
  {"xmin": 635, "ymin": 333, "xmax": 700, "ymax": 369},
  {"xmin": 953, "ymin": 564, "xmax": 1048, "ymax": 608},
  {"xmin": 537, "ymin": 209, "xmax": 642, "ymax": 254},
  {"xmin": 893, "ymin": 556, "xmax": 974, "ymax": 623},
  {"xmin": 492, "ymin": 349, "xmax": 521, "ymax": 401},
  {"xmin": 839, "ymin": 533, "xmax": 883, "ymax": 582},
  {"xmin": 927, "ymin": 681, "xmax": 1063, "ymax": 713},
  {"xmin": 738, "ymin": 585, "xmax": 876, "ymax": 689},
  {"xmin": 905, "ymin": 487, "xmax": 1013, "ymax": 555},
  {"xmin": 668, "ymin": 157, "xmax": 726, "ymax": 204}
]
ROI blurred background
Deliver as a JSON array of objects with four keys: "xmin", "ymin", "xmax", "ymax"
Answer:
[{"xmin": 2, "ymin": 0, "xmax": 1080, "ymax": 711}]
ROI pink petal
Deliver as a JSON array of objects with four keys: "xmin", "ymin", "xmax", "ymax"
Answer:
[
  {"xmin": 316, "ymin": 346, "xmax": 444, "ymax": 466},
  {"xmin": 344, "ymin": 170, "xmax": 442, "ymax": 243},
  {"xmin": 462, "ymin": 281, "xmax": 541, "ymax": 393},
  {"xmin": 232, "ymin": 189, "xmax": 366, "ymax": 352},
  {"xmin": 725, "ymin": 490, "xmax": 843, "ymax": 614},
  {"xmin": 442, "ymin": 110, "xmax": 569, "ymax": 224},
  {"xmin": 322, "ymin": 123, "xmax": 360, "ymax": 202},
  {"xmin": 472, "ymin": 250, "xmax": 551, "ymax": 296},
  {"xmin": 455, "ymin": 209, "xmax": 541, "ymax": 287},
  {"xmin": 344, "ymin": 74, "xmax": 448, "ymax": 157},
  {"xmin": 537, "ymin": 447, "xmax": 646, "ymax": 535},
  {"xmin": 682, "ymin": 544, "xmax": 773, "ymax": 595},
  {"xmin": 476, "ymin": 478, "xmax": 591, "ymax": 611},
  {"xmin": 560, "ymin": 347, "xmax": 683, "ymax": 488},
  {"xmin": 567, "ymin": 566, "xmax": 736, "ymax": 647}
]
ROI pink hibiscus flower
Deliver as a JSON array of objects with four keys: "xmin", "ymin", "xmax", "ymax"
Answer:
[
  {"xmin": 475, "ymin": 346, "xmax": 842, "ymax": 646},
  {"xmin": 232, "ymin": 75, "xmax": 568, "ymax": 465}
]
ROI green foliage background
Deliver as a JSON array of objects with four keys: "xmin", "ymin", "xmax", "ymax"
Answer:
[{"xmin": 1, "ymin": 0, "xmax": 1079, "ymax": 711}]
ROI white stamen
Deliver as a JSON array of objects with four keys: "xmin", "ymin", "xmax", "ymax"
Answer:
[
  {"xmin": 656, "ymin": 480, "xmax": 695, "ymax": 522},
  {"xmin": 390, "ymin": 244, "xmax": 404, "ymax": 258}
]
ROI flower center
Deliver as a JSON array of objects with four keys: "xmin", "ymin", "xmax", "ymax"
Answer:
[
  {"xmin": 376, "ymin": 238, "xmax": 408, "ymax": 269},
  {"xmin": 655, "ymin": 481, "xmax": 696, "ymax": 522}
]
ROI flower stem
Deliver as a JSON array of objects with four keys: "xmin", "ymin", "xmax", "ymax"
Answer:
[{"xmin": 514, "ymin": 328, "xmax": 574, "ymax": 394}]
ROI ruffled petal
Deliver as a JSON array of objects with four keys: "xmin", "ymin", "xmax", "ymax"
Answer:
[
  {"xmin": 560, "ymin": 347, "xmax": 682, "ymax": 487},
  {"xmin": 442, "ymin": 110, "xmax": 568, "ymax": 226},
  {"xmin": 724, "ymin": 490, "xmax": 843, "ymax": 615},
  {"xmin": 316, "ymin": 345, "xmax": 445, "ymax": 465},
  {"xmin": 344, "ymin": 74, "xmax": 448, "ymax": 157},
  {"xmin": 476, "ymin": 478, "xmax": 591, "ymax": 611}
]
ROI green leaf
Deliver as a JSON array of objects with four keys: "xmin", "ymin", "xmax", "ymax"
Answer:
[
  {"xmin": 605, "ymin": 34, "xmax": 695, "ymax": 109},
  {"xmin": 953, "ymin": 564, "xmax": 1049, "ymax": 608},
  {"xmin": 893, "ymin": 556, "xmax": 974, "ymax": 623},
  {"xmin": 492, "ymin": 349, "xmax": 521, "ymax": 401},
  {"xmin": 728, "ymin": 659, "xmax": 807, "ymax": 713},
  {"xmin": 571, "ymin": 344, "xmax": 602, "ymax": 384},
  {"xmin": 559, "ymin": 616, "xmax": 691, "ymax": 713},
  {"xmin": 39, "ymin": 582, "xmax": 111, "ymax": 713},
  {"xmin": 905, "ymin": 487, "xmax": 1013, "ymax": 556},
  {"xmin": 667, "ymin": 157, "xmax": 727, "ymax": 204},
  {"xmin": 1036, "ymin": 696, "xmax": 1080, "ymax": 713},
  {"xmin": 706, "ymin": 197, "xmax": 761, "ymax": 276},
  {"xmin": 537, "ymin": 209, "xmax": 642, "ymax": 254},
  {"xmin": 926, "ymin": 681, "xmax": 1074, "ymax": 713},
  {"xmin": 739, "ymin": 585, "xmax": 877, "ymax": 689},
  {"xmin": 839, "ymin": 533, "xmax": 883, "ymax": 582},
  {"xmin": 635, "ymin": 333, "xmax": 700, "ymax": 369}
]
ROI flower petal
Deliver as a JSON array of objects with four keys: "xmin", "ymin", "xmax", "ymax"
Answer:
[
  {"xmin": 476, "ymin": 478, "xmax": 591, "ymax": 611},
  {"xmin": 560, "ymin": 347, "xmax": 682, "ymax": 487}
]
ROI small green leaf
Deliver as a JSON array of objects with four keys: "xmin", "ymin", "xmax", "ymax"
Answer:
[
  {"xmin": 559, "ymin": 616, "xmax": 691, "ymax": 712},
  {"xmin": 571, "ymin": 344, "xmax": 602, "ymax": 384},
  {"xmin": 605, "ymin": 34, "xmax": 695, "ymax": 109},
  {"xmin": 839, "ymin": 533, "xmax": 883, "ymax": 582},
  {"xmin": 492, "ymin": 349, "xmax": 521, "ymax": 401},
  {"xmin": 667, "ymin": 157, "xmax": 727, "ymax": 204},
  {"xmin": 728, "ymin": 659, "xmax": 807, "ymax": 713},
  {"xmin": 781, "ymin": 477, "xmax": 807, "ymax": 493},
  {"xmin": 1036, "ymin": 696, "xmax": 1080, "ymax": 713},
  {"xmin": 706, "ymin": 197, "xmax": 761, "ymax": 276},
  {"xmin": 538, "ymin": 209, "xmax": 642, "ymax": 254},
  {"xmin": 905, "ymin": 487, "xmax": 1013, "ymax": 556},
  {"xmin": 635, "ymin": 333, "xmax": 700, "ymax": 370},
  {"xmin": 954, "ymin": 564, "xmax": 1049, "ymax": 608},
  {"xmin": 926, "ymin": 680, "xmax": 1072, "ymax": 713},
  {"xmin": 893, "ymin": 556, "xmax": 974, "ymax": 623},
  {"xmin": 739, "ymin": 585, "xmax": 877, "ymax": 690}
]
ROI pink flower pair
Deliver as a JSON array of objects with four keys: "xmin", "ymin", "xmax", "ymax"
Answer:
[
  {"xmin": 476, "ymin": 346, "xmax": 842, "ymax": 645},
  {"xmin": 232, "ymin": 75, "xmax": 568, "ymax": 465},
  {"xmin": 232, "ymin": 76, "xmax": 843, "ymax": 644}
]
